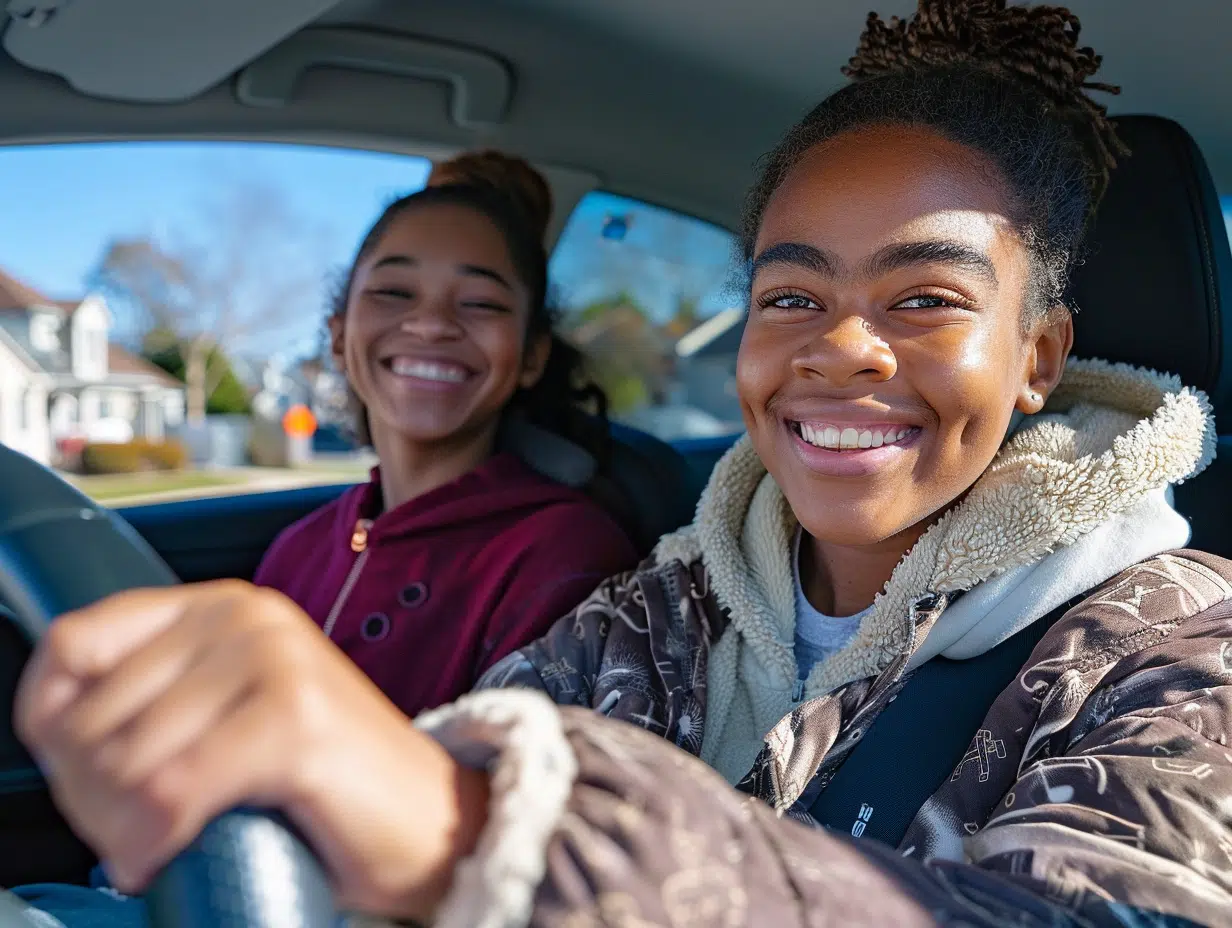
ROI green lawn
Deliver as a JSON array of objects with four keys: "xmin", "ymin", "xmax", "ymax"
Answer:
[{"xmin": 68, "ymin": 472, "xmax": 244, "ymax": 503}]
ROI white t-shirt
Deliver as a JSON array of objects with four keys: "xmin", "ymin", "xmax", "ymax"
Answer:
[{"xmin": 793, "ymin": 529, "xmax": 869, "ymax": 681}]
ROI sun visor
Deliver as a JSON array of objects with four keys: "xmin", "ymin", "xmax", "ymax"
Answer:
[{"xmin": 2, "ymin": 0, "xmax": 342, "ymax": 102}]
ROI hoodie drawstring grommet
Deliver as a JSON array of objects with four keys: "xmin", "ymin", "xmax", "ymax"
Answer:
[
  {"xmin": 399, "ymin": 582, "xmax": 430, "ymax": 608},
  {"xmin": 361, "ymin": 612, "xmax": 391, "ymax": 642}
]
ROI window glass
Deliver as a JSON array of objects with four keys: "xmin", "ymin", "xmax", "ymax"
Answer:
[
  {"xmin": 1, "ymin": 141, "xmax": 429, "ymax": 505},
  {"xmin": 550, "ymin": 192, "xmax": 746, "ymax": 442}
]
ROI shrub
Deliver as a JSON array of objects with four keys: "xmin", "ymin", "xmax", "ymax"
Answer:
[
  {"xmin": 81, "ymin": 439, "xmax": 190, "ymax": 475},
  {"xmin": 140, "ymin": 439, "xmax": 189, "ymax": 470}
]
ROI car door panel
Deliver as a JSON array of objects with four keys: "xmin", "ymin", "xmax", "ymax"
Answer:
[{"xmin": 116, "ymin": 483, "xmax": 354, "ymax": 583}]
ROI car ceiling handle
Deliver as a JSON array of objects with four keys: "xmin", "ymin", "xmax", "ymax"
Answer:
[{"xmin": 235, "ymin": 27, "xmax": 513, "ymax": 129}]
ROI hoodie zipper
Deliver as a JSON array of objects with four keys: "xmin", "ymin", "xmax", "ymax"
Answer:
[{"xmin": 322, "ymin": 518, "xmax": 373, "ymax": 639}]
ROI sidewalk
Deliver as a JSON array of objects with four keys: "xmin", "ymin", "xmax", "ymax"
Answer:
[{"xmin": 66, "ymin": 454, "xmax": 377, "ymax": 508}]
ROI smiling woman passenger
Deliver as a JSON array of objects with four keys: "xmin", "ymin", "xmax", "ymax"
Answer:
[
  {"xmin": 14, "ymin": 2, "xmax": 1232, "ymax": 927},
  {"xmin": 251, "ymin": 155, "xmax": 637, "ymax": 718}
]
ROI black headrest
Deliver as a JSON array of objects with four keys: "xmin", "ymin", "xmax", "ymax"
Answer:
[
  {"xmin": 1068, "ymin": 115, "xmax": 1232, "ymax": 425},
  {"xmin": 498, "ymin": 415, "xmax": 698, "ymax": 555}
]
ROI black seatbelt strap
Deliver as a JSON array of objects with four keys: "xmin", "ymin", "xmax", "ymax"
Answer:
[{"xmin": 806, "ymin": 596, "xmax": 1081, "ymax": 847}]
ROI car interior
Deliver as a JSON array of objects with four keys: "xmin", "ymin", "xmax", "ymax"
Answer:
[{"xmin": 1, "ymin": 0, "xmax": 1231, "ymax": 898}]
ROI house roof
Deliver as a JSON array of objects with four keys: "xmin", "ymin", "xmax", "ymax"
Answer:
[
  {"xmin": 0, "ymin": 265, "xmax": 181, "ymax": 390},
  {"xmin": 0, "ymin": 310, "xmax": 71, "ymax": 374},
  {"xmin": 107, "ymin": 343, "xmax": 184, "ymax": 389},
  {"xmin": 0, "ymin": 267, "xmax": 53, "ymax": 311},
  {"xmin": 0, "ymin": 324, "xmax": 45, "ymax": 375}
]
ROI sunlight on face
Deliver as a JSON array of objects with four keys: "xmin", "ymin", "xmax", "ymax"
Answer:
[
  {"xmin": 738, "ymin": 126, "xmax": 1054, "ymax": 551},
  {"xmin": 333, "ymin": 202, "xmax": 538, "ymax": 454}
]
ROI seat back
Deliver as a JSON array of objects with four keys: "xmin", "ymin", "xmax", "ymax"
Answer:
[
  {"xmin": 1065, "ymin": 116, "xmax": 1232, "ymax": 557},
  {"xmin": 605, "ymin": 422, "xmax": 702, "ymax": 551},
  {"xmin": 499, "ymin": 416, "xmax": 699, "ymax": 555}
]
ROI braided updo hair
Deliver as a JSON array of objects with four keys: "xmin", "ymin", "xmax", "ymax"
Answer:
[{"xmin": 742, "ymin": 0, "xmax": 1128, "ymax": 321}]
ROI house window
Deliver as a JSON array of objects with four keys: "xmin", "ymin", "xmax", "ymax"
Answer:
[{"xmin": 30, "ymin": 313, "xmax": 60, "ymax": 353}]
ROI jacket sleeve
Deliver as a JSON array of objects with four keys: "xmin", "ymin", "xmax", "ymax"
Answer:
[{"xmin": 419, "ymin": 597, "xmax": 1232, "ymax": 928}]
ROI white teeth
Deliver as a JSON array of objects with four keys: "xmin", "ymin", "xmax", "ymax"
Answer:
[
  {"xmin": 389, "ymin": 358, "xmax": 468, "ymax": 383},
  {"xmin": 796, "ymin": 423, "xmax": 915, "ymax": 451}
]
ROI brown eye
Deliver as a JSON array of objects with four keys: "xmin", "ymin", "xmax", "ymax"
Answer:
[
  {"xmin": 896, "ymin": 295, "xmax": 951, "ymax": 309},
  {"xmin": 774, "ymin": 295, "xmax": 819, "ymax": 309},
  {"xmin": 891, "ymin": 289, "xmax": 976, "ymax": 312},
  {"xmin": 372, "ymin": 287, "xmax": 412, "ymax": 300},
  {"xmin": 758, "ymin": 289, "xmax": 822, "ymax": 311},
  {"xmin": 459, "ymin": 299, "xmax": 513, "ymax": 314}
]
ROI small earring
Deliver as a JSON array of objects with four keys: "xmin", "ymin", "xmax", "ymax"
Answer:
[{"xmin": 1028, "ymin": 391, "xmax": 1041, "ymax": 404}]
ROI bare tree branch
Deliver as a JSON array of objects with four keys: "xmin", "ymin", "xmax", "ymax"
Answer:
[{"xmin": 89, "ymin": 179, "xmax": 332, "ymax": 423}]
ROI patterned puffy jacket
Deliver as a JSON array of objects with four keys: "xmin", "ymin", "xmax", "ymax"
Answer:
[{"xmin": 412, "ymin": 361, "xmax": 1232, "ymax": 928}]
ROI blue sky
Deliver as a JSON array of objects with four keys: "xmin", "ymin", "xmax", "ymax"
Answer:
[
  {"xmin": 0, "ymin": 142, "xmax": 433, "ymax": 359},
  {"xmin": 0, "ymin": 141, "xmax": 739, "ymax": 362},
  {"xmin": 3, "ymin": 140, "xmax": 1230, "ymax": 362}
]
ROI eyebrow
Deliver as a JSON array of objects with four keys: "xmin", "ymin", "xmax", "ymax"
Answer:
[
  {"xmin": 750, "ymin": 241, "xmax": 840, "ymax": 278},
  {"xmin": 459, "ymin": 263, "xmax": 514, "ymax": 291},
  {"xmin": 861, "ymin": 240, "xmax": 998, "ymax": 286},
  {"xmin": 750, "ymin": 239, "xmax": 997, "ymax": 286},
  {"xmin": 371, "ymin": 254, "xmax": 514, "ymax": 291}
]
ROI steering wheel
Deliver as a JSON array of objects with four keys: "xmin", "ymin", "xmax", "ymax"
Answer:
[{"xmin": 0, "ymin": 445, "xmax": 336, "ymax": 928}]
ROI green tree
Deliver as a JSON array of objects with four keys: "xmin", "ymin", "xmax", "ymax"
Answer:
[
  {"xmin": 143, "ymin": 331, "xmax": 251, "ymax": 415},
  {"xmin": 564, "ymin": 296, "xmax": 669, "ymax": 415}
]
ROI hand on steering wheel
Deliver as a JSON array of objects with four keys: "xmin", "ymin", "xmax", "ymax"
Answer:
[
  {"xmin": 0, "ymin": 445, "xmax": 486, "ymax": 926},
  {"xmin": 15, "ymin": 582, "xmax": 488, "ymax": 924}
]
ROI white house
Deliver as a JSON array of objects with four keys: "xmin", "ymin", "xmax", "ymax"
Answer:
[{"xmin": 0, "ymin": 268, "xmax": 186, "ymax": 465}]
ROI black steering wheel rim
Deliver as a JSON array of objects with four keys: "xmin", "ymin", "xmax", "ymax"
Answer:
[{"xmin": 0, "ymin": 445, "xmax": 336, "ymax": 928}]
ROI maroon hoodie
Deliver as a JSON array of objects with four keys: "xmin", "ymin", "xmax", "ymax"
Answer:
[{"xmin": 253, "ymin": 452, "xmax": 637, "ymax": 717}]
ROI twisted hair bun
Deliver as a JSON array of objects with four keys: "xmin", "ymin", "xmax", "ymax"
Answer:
[
  {"xmin": 427, "ymin": 150, "xmax": 554, "ymax": 243},
  {"xmin": 845, "ymin": 0, "xmax": 1127, "ymax": 202}
]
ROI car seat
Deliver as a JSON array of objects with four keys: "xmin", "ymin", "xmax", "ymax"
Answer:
[
  {"xmin": 1064, "ymin": 115, "xmax": 1232, "ymax": 557},
  {"xmin": 499, "ymin": 415, "xmax": 698, "ymax": 556}
]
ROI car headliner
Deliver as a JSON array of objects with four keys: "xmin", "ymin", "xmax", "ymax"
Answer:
[{"xmin": 1, "ymin": 0, "xmax": 1228, "ymax": 238}]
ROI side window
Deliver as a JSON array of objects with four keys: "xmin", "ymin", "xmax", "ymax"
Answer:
[
  {"xmin": 549, "ymin": 192, "xmax": 744, "ymax": 442},
  {"xmin": 3, "ymin": 139, "xmax": 428, "ymax": 503}
]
